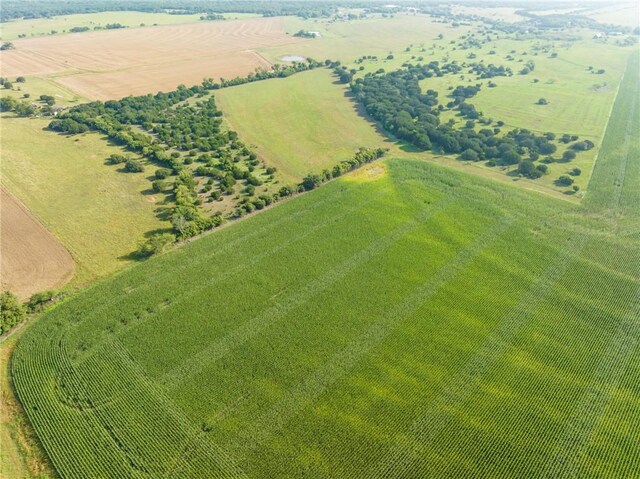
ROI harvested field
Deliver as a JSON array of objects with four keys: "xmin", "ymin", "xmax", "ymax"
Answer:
[
  {"xmin": 0, "ymin": 17, "xmax": 301, "ymax": 100},
  {"xmin": 0, "ymin": 187, "xmax": 74, "ymax": 299}
]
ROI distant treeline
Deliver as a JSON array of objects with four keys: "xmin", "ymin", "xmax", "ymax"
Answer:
[{"xmin": 1, "ymin": 0, "xmax": 347, "ymax": 22}]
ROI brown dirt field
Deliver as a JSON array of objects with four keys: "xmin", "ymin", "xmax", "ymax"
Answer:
[
  {"xmin": 0, "ymin": 187, "xmax": 74, "ymax": 300},
  {"xmin": 0, "ymin": 16, "xmax": 302, "ymax": 100}
]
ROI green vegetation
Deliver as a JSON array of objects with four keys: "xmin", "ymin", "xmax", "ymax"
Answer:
[
  {"xmin": 0, "ymin": 292, "xmax": 25, "ymax": 335},
  {"xmin": 11, "ymin": 50, "xmax": 640, "ymax": 476},
  {"xmin": 3, "ymin": 5, "xmax": 639, "ymax": 477},
  {"xmin": 0, "ymin": 115, "xmax": 164, "ymax": 285},
  {"xmin": 216, "ymin": 68, "xmax": 387, "ymax": 182}
]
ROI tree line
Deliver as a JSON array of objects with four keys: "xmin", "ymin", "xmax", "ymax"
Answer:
[{"xmin": 346, "ymin": 62, "xmax": 590, "ymax": 182}]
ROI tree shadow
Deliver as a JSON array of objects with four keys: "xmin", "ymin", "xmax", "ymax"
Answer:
[
  {"xmin": 117, "ymin": 227, "xmax": 174, "ymax": 262},
  {"xmin": 341, "ymin": 87, "xmax": 409, "ymax": 150}
]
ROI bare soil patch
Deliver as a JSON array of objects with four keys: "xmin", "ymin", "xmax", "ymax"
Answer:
[
  {"xmin": 0, "ymin": 17, "xmax": 301, "ymax": 100},
  {"xmin": 0, "ymin": 188, "xmax": 74, "ymax": 299}
]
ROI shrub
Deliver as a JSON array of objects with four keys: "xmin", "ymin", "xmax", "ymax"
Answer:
[
  {"xmin": 460, "ymin": 149, "xmax": 479, "ymax": 161},
  {"xmin": 107, "ymin": 154, "xmax": 127, "ymax": 165},
  {"xmin": 26, "ymin": 290, "xmax": 60, "ymax": 313},
  {"xmin": 562, "ymin": 150, "xmax": 577, "ymax": 161},
  {"xmin": 1, "ymin": 291, "xmax": 25, "ymax": 335},
  {"xmin": 124, "ymin": 159, "xmax": 144, "ymax": 173},
  {"xmin": 570, "ymin": 167, "xmax": 582, "ymax": 176},
  {"xmin": 556, "ymin": 175, "xmax": 574, "ymax": 186},
  {"xmin": 155, "ymin": 168, "xmax": 171, "ymax": 179},
  {"xmin": 138, "ymin": 233, "xmax": 176, "ymax": 257},
  {"xmin": 152, "ymin": 180, "xmax": 167, "ymax": 192},
  {"xmin": 301, "ymin": 174, "xmax": 322, "ymax": 191}
]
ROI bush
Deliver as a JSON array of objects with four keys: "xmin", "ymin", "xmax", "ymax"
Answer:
[
  {"xmin": 537, "ymin": 98, "xmax": 548, "ymax": 105},
  {"xmin": 155, "ymin": 167, "xmax": 171, "ymax": 179},
  {"xmin": 460, "ymin": 149, "xmax": 479, "ymax": 161},
  {"xmin": 562, "ymin": 150, "xmax": 577, "ymax": 161},
  {"xmin": 301, "ymin": 174, "xmax": 322, "ymax": 191},
  {"xmin": 152, "ymin": 180, "xmax": 167, "ymax": 192},
  {"xmin": 124, "ymin": 159, "xmax": 144, "ymax": 173},
  {"xmin": 138, "ymin": 233, "xmax": 175, "ymax": 257},
  {"xmin": 107, "ymin": 154, "xmax": 127, "ymax": 165},
  {"xmin": 571, "ymin": 140, "xmax": 594, "ymax": 151},
  {"xmin": 26, "ymin": 290, "xmax": 59, "ymax": 313},
  {"xmin": 16, "ymin": 76, "xmax": 26, "ymax": 83},
  {"xmin": 556, "ymin": 175, "xmax": 574, "ymax": 186},
  {"xmin": 570, "ymin": 167, "xmax": 582, "ymax": 176},
  {"xmin": 1, "ymin": 291, "xmax": 25, "ymax": 335},
  {"xmin": 517, "ymin": 160, "xmax": 542, "ymax": 179}
]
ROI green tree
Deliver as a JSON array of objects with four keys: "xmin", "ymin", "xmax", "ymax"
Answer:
[
  {"xmin": 556, "ymin": 175, "xmax": 574, "ymax": 186},
  {"xmin": 124, "ymin": 159, "xmax": 144, "ymax": 173},
  {"xmin": 138, "ymin": 233, "xmax": 175, "ymax": 257},
  {"xmin": 1, "ymin": 291, "xmax": 26, "ymax": 335},
  {"xmin": 301, "ymin": 174, "xmax": 322, "ymax": 191}
]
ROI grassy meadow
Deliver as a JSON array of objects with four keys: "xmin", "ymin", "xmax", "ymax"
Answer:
[
  {"xmin": 11, "ymin": 50, "xmax": 640, "ymax": 477},
  {"xmin": 216, "ymin": 68, "xmax": 388, "ymax": 182},
  {"xmin": 0, "ymin": 115, "xmax": 166, "ymax": 286}
]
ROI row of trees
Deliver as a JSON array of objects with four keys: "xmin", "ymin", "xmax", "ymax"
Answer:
[
  {"xmin": 347, "ymin": 64, "xmax": 589, "ymax": 179},
  {"xmin": 231, "ymin": 147, "xmax": 387, "ymax": 219},
  {"xmin": 49, "ymin": 60, "xmax": 335, "ymax": 245},
  {"xmin": 1, "ymin": 0, "xmax": 346, "ymax": 22},
  {"xmin": 0, "ymin": 290, "xmax": 62, "ymax": 335}
]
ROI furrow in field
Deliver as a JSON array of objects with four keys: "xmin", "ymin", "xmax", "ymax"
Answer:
[
  {"xmin": 160, "ymin": 196, "xmax": 455, "ymax": 389},
  {"xmin": 226, "ymin": 214, "xmax": 514, "ymax": 455},
  {"xmin": 371, "ymin": 233, "xmax": 587, "ymax": 478}
]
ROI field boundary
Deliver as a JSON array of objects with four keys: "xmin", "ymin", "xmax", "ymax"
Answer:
[{"xmin": 583, "ymin": 51, "xmax": 631, "ymax": 201}]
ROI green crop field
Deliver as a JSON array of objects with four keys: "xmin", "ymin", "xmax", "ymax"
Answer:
[
  {"xmin": 1, "ymin": 115, "xmax": 166, "ymax": 286},
  {"xmin": 216, "ymin": 68, "xmax": 389, "ymax": 182},
  {"xmin": 11, "ymin": 49, "xmax": 639, "ymax": 477}
]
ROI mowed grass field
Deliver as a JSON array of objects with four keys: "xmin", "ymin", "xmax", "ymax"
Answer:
[
  {"xmin": 11, "ymin": 51, "xmax": 640, "ymax": 478},
  {"xmin": 0, "ymin": 115, "xmax": 165, "ymax": 286},
  {"xmin": 216, "ymin": 68, "xmax": 388, "ymax": 182}
]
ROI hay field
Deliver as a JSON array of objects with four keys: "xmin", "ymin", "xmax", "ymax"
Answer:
[
  {"xmin": 0, "ymin": 17, "xmax": 301, "ymax": 100},
  {"xmin": 0, "ymin": 188, "xmax": 74, "ymax": 299}
]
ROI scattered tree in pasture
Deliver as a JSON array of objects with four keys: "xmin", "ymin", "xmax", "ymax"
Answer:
[
  {"xmin": 556, "ymin": 175, "xmax": 574, "ymax": 186},
  {"xmin": 125, "ymin": 159, "xmax": 145, "ymax": 173}
]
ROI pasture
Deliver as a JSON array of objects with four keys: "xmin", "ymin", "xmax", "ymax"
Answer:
[
  {"xmin": 342, "ymin": 31, "xmax": 630, "ymax": 193},
  {"xmin": 0, "ymin": 188, "xmax": 74, "ymax": 300},
  {"xmin": 216, "ymin": 68, "xmax": 388, "ymax": 182},
  {"xmin": 11, "ymin": 50, "xmax": 640, "ymax": 476},
  {"xmin": 0, "ymin": 115, "xmax": 165, "ymax": 286},
  {"xmin": 1, "ymin": 17, "xmax": 300, "ymax": 100},
  {"xmin": 259, "ymin": 14, "xmax": 469, "ymax": 65}
]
